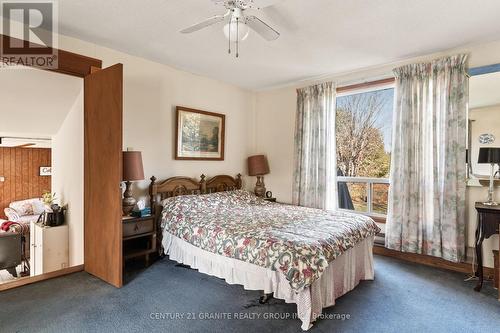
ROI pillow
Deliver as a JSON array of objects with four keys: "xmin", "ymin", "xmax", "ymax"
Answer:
[
  {"xmin": 9, "ymin": 198, "xmax": 45, "ymax": 216},
  {"xmin": 4, "ymin": 207, "xmax": 20, "ymax": 222}
]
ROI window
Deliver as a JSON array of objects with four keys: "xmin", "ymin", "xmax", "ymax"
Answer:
[{"xmin": 335, "ymin": 86, "xmax": 394, "ymax": 218}]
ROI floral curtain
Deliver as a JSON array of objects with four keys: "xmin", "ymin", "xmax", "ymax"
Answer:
[
  {"xmin": 386, "ymin": 54, "xmax": 469, "ymax": 262},
  {"xmin": 293, "ymin": 82, "xmax": 337, "ymax": 210}
]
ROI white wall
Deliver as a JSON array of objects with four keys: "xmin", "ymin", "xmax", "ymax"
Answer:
[
  {"xmin": 51, "ymin": 90, "xmax": 84, "ymax": 266},
  {"xmin": 0, "ymin": 66, "xmax": 82, "ymax": 139},
  {"xmin": 254, "ymin": 88, "xmax": 296, "ymax": 203},
  {"xmin": 254, "ymin": 40, "xmax": 500, "ymax": 267},
  {"xmin": 56, "ymin": 35, "xmax": 256, "ymax": 198},
  {"xmin": 41, "ymin": 33, "xmax": 500, "ymax": 268},
  {"xmin": 36, "ymin": 33, "xmax": 256, "ymax": 265}
]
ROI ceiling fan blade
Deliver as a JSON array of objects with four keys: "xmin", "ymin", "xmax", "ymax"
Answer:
[
  {"xmin": 211, "ymin": 0, "xmax": 282, "ymax": 9},
  {"xmin": 245, "ymin": 16, "xmax": 280, "ymax": 41},
  {"xmin": 248, "ymin": 0, "xmax": 284, "ymax": 9},
  {"xmin": 180, "ymin": 12, "xmax": 229, "ymax": 34}
]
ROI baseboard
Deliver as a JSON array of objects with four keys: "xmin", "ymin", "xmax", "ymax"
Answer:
[
  {"xmin": 0, "ymin": 265, "xmax": 84, "ymax": 292},
  {"xmin": 373, "ymin": 245, "xmax": 496, "ymax": 279}
]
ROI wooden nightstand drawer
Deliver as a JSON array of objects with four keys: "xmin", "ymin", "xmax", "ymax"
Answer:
[{"xmin": 123, "ymin": 218, "xmax": 154, "ymax": 238}]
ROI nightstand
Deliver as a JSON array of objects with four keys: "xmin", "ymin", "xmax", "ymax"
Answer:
[
  {"xmin": 122, "ymin": 216, "xmax": 156, "ymax": 267},
  {"xmin": 30, "ymin": 222, "xmax": 69, "ymax": 276},
  {"xmin": 264, "ymin": 197, "xmax": 276, "ymax": 202},
  {"xmin": 474, "ymin": 202, "xmax": 500, "ymax": 296}
]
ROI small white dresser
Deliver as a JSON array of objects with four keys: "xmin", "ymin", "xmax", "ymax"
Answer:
[{"xmin": 30, "ymin": 222, "xmax": 69, "ymax": 276}]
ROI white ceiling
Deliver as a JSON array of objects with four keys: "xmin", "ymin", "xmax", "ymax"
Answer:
[
  {"xmin": 469, "ymin": 71, "xmax": 500, "ymax": 109},
  {"xmin": 56, "ymin": 0, "xmax": 500, "ymax": 90},
  {"xmin": 0, "ymin": 67, "xmax": 82, "ymax": 138}
]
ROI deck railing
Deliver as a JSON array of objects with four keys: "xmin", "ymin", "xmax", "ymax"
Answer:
[{"xmin": 337, "ymin": 176, "xmax": 390, "ymax": 218}]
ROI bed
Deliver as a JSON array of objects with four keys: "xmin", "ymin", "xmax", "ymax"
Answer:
[{"xmin": 150, "ymin": 174, "xmax": 380, "ymax": 330}]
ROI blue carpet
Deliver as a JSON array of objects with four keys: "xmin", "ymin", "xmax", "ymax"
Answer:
[{"xmin": 0, "ymin": 255, "xmax": 499, "ymax": 333}]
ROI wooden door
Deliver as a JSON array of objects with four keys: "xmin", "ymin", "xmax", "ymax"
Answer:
[{"xmin": 84, "ymin": 64, "xmax": 123, "ymax": 287}]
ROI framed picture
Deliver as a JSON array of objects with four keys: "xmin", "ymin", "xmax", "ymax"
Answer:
[
  {"xmin": 40, "ymin": 166, "xmax": 52, "ymax": 176},
  {"xmin": 175, "ymin": 106, "xmax": 225, "ymax": 160}
]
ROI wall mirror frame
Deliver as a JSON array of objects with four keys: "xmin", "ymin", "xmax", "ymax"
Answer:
[
  {"xmin": 467, "ymin": 63, "xmax": 500, "ymax": 187},
  {"xmin": 0, "ymin": 33, "xmax": 124, "ymax": 291}
]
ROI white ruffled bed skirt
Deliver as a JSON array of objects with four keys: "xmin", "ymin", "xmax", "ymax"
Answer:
[{"xmin": 163, "ymin": 232, "xmax": 375, "ymax": 330}]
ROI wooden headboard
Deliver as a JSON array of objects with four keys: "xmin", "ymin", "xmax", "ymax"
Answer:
[
  {"xmin": 149, "ymin": 173, "xmax": 241, "ymax": 257},
  {"xmin": 149, "ymin": 173, "xmax": 242, "ymax": 215}
]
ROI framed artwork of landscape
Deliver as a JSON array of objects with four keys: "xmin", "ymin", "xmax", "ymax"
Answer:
[{"xmin": 175, "ymin": 106, "xmax": 225, "ymax": 160}]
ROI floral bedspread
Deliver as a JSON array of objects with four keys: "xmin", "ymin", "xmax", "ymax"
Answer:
[{"xmin": 161, "ymin": 190, "xmax": 380, "ymax": 291}]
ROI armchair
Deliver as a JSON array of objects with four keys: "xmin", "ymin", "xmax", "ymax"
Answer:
[
  {"xmin": 1, "ymin": 198, "xmax": 44, "ymax": 275},
  {"xmin": 4, "ymin": 198, "xmax": 46, "ymax": 224},
  {"xmin": 0, "ymin": 231, "xmax": 23, "ymax": 277}
]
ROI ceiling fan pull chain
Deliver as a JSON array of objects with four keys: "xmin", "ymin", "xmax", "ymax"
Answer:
[
  {"xmin": 236, "ymin": 17, "xmax": 239, "ymax": 58},
  {"xmin": 228, "ymin": 13, "xmax": 232, "ymax": 54}
]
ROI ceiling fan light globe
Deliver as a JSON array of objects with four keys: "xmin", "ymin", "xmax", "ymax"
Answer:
[{"xmin": 223, "ymin": 21, "xmax": 249, "ymax": 41}]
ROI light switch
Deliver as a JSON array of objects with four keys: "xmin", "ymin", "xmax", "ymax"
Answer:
[{"xmin": 0, "ymin": 176, "xmax": 4, "ymax": 182}]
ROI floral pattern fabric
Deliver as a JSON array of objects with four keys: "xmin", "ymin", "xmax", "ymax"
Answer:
[
  {"xmin": 8, "ymin": 198, "xmax": 45, "ymax": 216},
  {"xmin": 386, "ymin": 54, "xmax": 468, "ymax": 262},
  {"xmin": 293, "ymin": 82, "xmax": 337, "ymax": 209},
  {"xmin": 161, "ymin": 190, "xmax": 380, "ymax": 291}
]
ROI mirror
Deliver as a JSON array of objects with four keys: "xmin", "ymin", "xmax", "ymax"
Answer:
[
  {"xmin": 467, "ymin": 66, "xmax": 500, "ymax": 187},
  {"xmin": 0, "ymin": 66, "xmax": 84, "ymax": 286}
]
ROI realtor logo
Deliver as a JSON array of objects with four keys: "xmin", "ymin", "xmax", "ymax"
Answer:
[{"xmin": 0, "ymin": 0, "xmax": 58, "ymax": 69}]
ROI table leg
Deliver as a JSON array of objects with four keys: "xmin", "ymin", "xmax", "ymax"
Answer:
[
  {"xmin": 474, "ymin": 219, "xmax": 481, "ymax": 277},
  {"xmin": 474, "ymin": 215, "xmax": 485, "ymax": 292}
]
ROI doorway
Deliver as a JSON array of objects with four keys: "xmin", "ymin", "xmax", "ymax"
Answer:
[{"xmin": 0, "ymin": 35, "xmax": 124, "ymax": 290}]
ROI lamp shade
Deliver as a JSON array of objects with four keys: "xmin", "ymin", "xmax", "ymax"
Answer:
[
  {"xmin": 123, "ymin": 151, "xmax": 144, "ymax": 181},
  {"xmin": 247, "ymin": 155, "xmax": 270, "ymax": 176},
  {"xmin": 478, "ymin": 147, "xmax": 500, "ymax": 164},
  {"xmin": 223, "ymin": 20, "xmax": 250, "ymax": 41}
]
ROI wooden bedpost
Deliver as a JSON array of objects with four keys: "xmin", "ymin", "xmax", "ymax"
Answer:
[
  {"xmin": 236, "ymin": 173, "xmax": 242, "ymax": 189},
  {"xmin": 200, "ymin": 174, "xmax": 207, "ymax": 194},
  {"xmin": 150, "ymin": 176, "xmax": 157, "ymax": 214}
]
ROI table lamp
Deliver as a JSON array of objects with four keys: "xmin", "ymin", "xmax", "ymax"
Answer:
[
  {"xmin": 123, "ymin": 151, "xmax": 145, "ymax": 215},
  {"xmin": 247, "ymin": 155, "xmax": 270, "ymax": 197},
  {"xmin": 478, "ymin": 147, "xmax": 500, "ymax": 206}
]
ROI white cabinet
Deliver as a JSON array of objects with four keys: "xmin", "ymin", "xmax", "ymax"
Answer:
[{"xmin": 30, "ymin": 222, "xmax": 69, "ymax": 276}]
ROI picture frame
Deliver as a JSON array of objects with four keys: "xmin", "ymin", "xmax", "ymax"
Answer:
[
  {"xmin": 175, "ymin": 106, "xmax": 225, "ymax": 161},
  {"xmin": 40, "ymin": 166, "xmax": 52, "ymax": 176}
]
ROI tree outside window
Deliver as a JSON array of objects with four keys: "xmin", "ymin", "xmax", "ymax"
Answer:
[{"xmin": 336, "ymin": 88, "xmax": 394, "ymax": 215}]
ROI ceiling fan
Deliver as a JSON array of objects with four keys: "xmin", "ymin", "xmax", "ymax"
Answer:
[{"xmin": 180, "ymin": 0, "xmax": 281, "ymax": 58}]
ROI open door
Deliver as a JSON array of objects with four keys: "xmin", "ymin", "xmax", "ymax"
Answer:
[{"xmin": 84, "ymin": 64, "xmax": 123, "ymax": 287}]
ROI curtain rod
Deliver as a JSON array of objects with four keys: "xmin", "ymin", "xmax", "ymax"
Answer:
[{"xmin": 336, "ymin": 77, "xmax": 395, "ymax": 93}]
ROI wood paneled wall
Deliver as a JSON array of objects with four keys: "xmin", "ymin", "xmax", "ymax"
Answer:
[{"xmin": 0, "ymin": 147, "xmax": 51, "ymax": 219}]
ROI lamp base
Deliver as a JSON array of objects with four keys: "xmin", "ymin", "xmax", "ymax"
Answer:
[
  {"xmin": 254, "ymin": 176, "xmax": 266, "ymax": 198},
  {"xmin": 484, "ymin": 163, "xmax": 499, "ymax": 207},
  {"xmin": 122, "ymin": 181, "xmax": 136, "ymax": 216}
]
